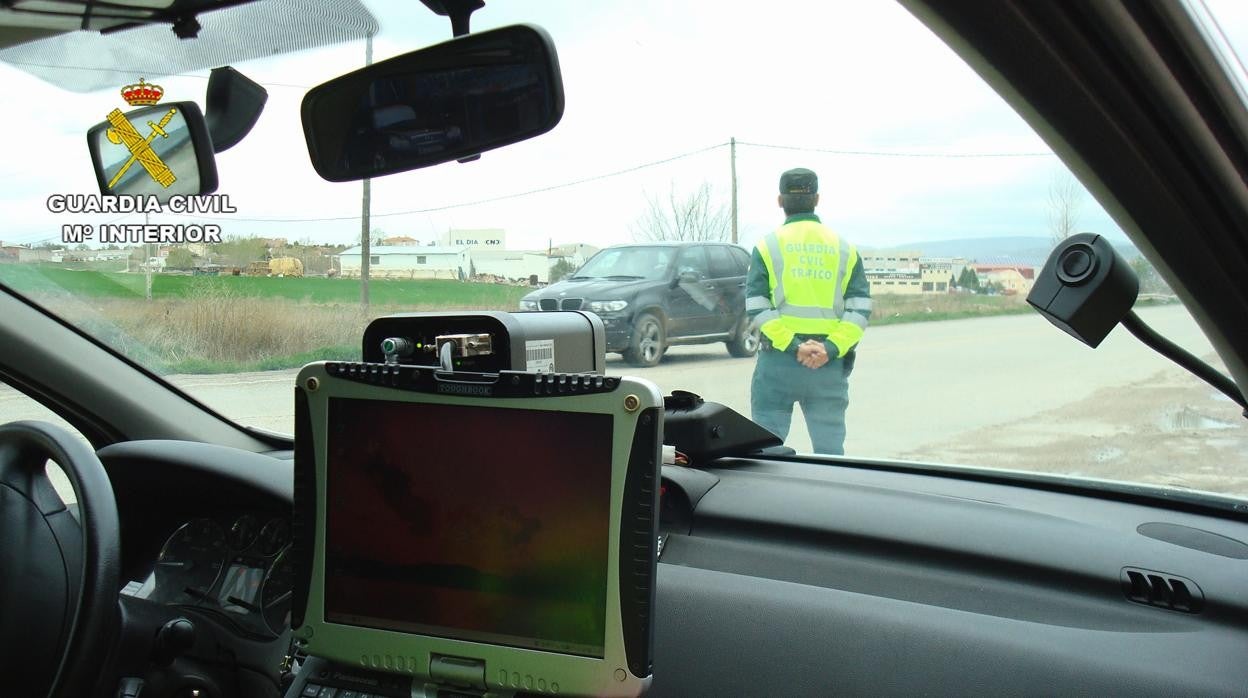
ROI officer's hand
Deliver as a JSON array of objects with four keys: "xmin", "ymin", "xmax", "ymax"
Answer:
[
  {"xmin": 797, "ymin": 340, "xmax": 829, "ymax": 369},
  {"xmin": 808, "ymin": 341, "xmax": 829, "ymax": 369}
]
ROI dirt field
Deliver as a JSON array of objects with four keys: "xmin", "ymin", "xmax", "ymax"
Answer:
[{"xmin": 906, "ymin": 359, "xmax": 1248, "ymax": 496}]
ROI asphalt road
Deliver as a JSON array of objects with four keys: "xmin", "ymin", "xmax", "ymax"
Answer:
[{"xmin": 4, "ymin": 304, "xmax": 1246, "ymax": 496}]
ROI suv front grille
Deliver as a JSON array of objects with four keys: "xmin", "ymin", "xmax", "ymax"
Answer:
[{"xmin": 539, "ymin": 298, "xmax": 584, "ymax": 310}]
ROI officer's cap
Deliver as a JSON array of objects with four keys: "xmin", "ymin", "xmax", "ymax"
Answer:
[{"xmin": 779, "ymin": 168, "xmax": 818, "ymax": 195}]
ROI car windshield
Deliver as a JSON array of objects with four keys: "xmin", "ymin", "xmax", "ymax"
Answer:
[
  {"xmin": 1, "ymin": 0, "xmax": 1247, "ymax": 501},
  {"xmin": 572, "ymin": 247, "xmax": 676, "ymax": 281}
]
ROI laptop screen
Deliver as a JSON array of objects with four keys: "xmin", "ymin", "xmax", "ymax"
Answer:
[{"xmin": 323, "ymin": 397, "xmax": 614, "ymax": 658}]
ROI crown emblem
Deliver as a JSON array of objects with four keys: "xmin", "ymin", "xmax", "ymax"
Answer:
[{"xmin": 120, "ymin": 78, "xmax": 164, "ymax": 106}]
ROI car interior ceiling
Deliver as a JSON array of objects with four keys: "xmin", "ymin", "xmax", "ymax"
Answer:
[{"xmin": 1, "ymin": 1, "xmax": 1247, "ymax": 697}]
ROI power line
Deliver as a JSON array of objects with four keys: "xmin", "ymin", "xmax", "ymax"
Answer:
[
  {"xmin": 736, "ymin": 140, "xmax": 1052, "ymax": 159},
  {"xmin": 5, "ymin": 211, "xmax": 139, "ymax": 246},
  {"xmin": 162, "ymin": 141, "xmax": 732, "ymax": 223}
]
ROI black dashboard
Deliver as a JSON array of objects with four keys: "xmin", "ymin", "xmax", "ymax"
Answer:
[{"xmin": 96, "ymin": 439, "xmax": 1248, "ymax": 697}]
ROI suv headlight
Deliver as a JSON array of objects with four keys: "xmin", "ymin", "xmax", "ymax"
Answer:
[
  {"xmin": 519, "ymin": 299, "xmax": 539, "ymax": 311},
  {"xmin": 588, "ymin": 300, "xmax": 628, "ymax": 313}
]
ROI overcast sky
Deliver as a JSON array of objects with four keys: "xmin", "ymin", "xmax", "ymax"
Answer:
[{"xmin": 1, "ymin": 0, "xmax": 1246, "ymax": 253}]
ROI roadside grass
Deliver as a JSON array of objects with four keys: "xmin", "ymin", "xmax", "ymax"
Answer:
[
  {"xmin": 19, "ymin": 277, "xmax": 526, "ymax": 374},
  {"xmin": 162, "ymin": 346, "xmax": 360, "ymax": 374},
  {"xmin": 871, "ymin": 293, "xmax": 1032, "ymax": 325}
]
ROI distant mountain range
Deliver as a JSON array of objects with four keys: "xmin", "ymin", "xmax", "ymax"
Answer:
[{"xmin": 867, "ymin": 236, "xmax": 1141, "ymax": 268}]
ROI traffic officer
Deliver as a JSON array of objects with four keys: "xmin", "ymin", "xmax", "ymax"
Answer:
[{"xmin": 747, "ymin": 168, "xmax": 872, "ymax": 455}]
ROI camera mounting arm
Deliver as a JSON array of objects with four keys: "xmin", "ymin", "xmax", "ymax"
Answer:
[{"xmin": 418, "ymin": 0, "xmax": 485, "ymax": 37}]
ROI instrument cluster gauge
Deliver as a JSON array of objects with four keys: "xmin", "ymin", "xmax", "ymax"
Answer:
[
  {"xmin": 228, "ymin": 513, "xmax": 260, "ymax": 551},
  {"xmin": 261, "ymin": 547, "xmax": 295, "ymax": 635},
  {"xmin": 154, "ymin": 518, "xmax": 228, "ymax": 604},
  {"xmin": 257, "ymin": 517, "xmax": 290, "ymax": 557}
]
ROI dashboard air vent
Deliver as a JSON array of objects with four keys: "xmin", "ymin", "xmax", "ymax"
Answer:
[{"xmin": 1121, "ymin": 567, "xmax": 1204, "ymax": 613}]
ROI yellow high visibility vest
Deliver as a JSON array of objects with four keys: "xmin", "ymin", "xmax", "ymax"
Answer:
[{"xmin": 753, "ymin": 220, "xmax": 863, "ymax": 355}]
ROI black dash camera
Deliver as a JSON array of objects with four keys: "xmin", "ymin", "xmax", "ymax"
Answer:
[{"xmin": 1027, "ymin": 233, "xmax": 1139, "ymax": 348}]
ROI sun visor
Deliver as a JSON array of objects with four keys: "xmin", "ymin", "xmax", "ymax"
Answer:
[{"xmin": 0, "ymin": 0, "xmax": 378, "ymax": 92}]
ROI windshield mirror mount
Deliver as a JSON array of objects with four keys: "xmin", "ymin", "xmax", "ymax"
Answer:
[{"xmin": 418, "ymin": 0, "xmax": 485, "ymax": 37}]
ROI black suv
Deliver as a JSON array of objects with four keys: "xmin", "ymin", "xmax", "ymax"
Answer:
[{"xmin": 520, "ymin": 242, "xmax": 760, "ymax": 366}]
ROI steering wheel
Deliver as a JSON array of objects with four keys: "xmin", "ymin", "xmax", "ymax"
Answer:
[{"xmin": 0, "ymin": 421, "xmax": 120, "ymax": 698}]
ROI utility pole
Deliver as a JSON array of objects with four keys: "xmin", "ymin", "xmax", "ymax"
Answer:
[
  {"xmin": 144, "ymin": 210, "xmax": 153, "ymax": 300},
  {"xmin": 730, "ymin": 137, "xmax": 738, "ymax": 244},
  {"xmin": 360, "ymin": 33, "xmax": 374, "ymax": 307}
]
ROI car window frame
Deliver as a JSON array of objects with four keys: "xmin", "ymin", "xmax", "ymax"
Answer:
[
  {"xmin": 707, "ymin": 245, "xmax": 740, "ymax": 279},
  {"xmin": 674, "ymin": 246, "xmax": 711, "ymax": 281}
]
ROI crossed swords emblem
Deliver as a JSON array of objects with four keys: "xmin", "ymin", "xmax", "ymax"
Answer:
[{"xmin": 105, "ymin": 107, "xmax": 178, "ymax": 189}]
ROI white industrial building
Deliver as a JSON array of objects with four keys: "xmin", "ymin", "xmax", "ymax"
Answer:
[
  {"xmin": 338, "ymin": 245, "xmax": 469, "ymax": 280},
  {"xmin": 337, "ymin": 230, "xmax": 598, "ymax": 284},
  {"xmin": 442, "ymin": 228, "xmax": 549, "ymax": 283},
  {"xmin": 470, "ymin": 249, "xmax": 552, "ymax": 283}
]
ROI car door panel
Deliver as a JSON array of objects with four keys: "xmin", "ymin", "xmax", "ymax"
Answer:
[
  {"xmin": 705, "ymin": 245, "xmax": 746, "ymax": 333},
  {"xmin": 667, "ymin": 248, "xmax": 718, "ymax": 336}
]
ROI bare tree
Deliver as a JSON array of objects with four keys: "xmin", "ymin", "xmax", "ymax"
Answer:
[
  {"xmin": 1047, "ymin": 174, "xmax": 1084, "ymax": 245},
  {"xmin": 631, "ymin": 182, "xmax": 730, "ymax": 242}
]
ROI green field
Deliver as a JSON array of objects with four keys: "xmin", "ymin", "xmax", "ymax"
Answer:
[{"xmin": 0, "ymin": 264, "xmax": 529, "ymax": 307}]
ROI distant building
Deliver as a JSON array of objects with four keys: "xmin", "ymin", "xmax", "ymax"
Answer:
[
  {"xmin": 92, "ymin": 249, "xmax": 132, "ymax": 261},
  {"xmin": 919, "ymin": 256, "xmax": 968, "ymax": 293},
  {"xmin": 338, "ymin": 245, "xmax": 469, "ymax": 280},
  {"xmin": 17, "ymin": 248, "xmax": 56, "ymax": 263},
  {"xmin": 381, "ymin": 235, "xmax": 421, "ymax": 247},
  {"xmin": 972, "ymin": 264, "xmax": 1036, "ymax": 295},
  {"xmin": 861, "ymin": 250, "xmax": 923, "ymax": 295},
  {"xmin": 471, "ymin": 249, "xmax": 552, "ymax": 284}
]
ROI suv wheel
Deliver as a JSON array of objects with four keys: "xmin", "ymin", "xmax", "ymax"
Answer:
[
  {"xmin": 624, "ymin": 313, "xmax": 666, "ymax": 367},
  {"xmin": 727, "ymin": 318, "xmax": 760, "ymax": 357}
]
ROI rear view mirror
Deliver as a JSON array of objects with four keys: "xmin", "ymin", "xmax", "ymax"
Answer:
[
  {"xmin": 86, "ymin": 101, "xmax": 219, "ymax": 202},
  {"xmin": 301, "ymin": 24, "xmax": 565, "ymax": 182}
]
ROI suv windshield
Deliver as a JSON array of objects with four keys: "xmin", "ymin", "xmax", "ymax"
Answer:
[
  {"xmin": 573, "ymin": 247, "xmax": 675, "ymax": 281},
  {"xmin": 1, "ymin": 0, "xmax": 1246, "ymax": 500}
]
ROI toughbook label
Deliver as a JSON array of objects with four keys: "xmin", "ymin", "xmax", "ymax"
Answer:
[{"xmin": 436, "ymin": 383, "xmax": 493, "ymax": 396}]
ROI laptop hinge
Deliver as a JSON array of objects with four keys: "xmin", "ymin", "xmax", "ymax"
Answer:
[{"xmin": 429, "ymin": 655, "xmax": 487, "ymax": 690}]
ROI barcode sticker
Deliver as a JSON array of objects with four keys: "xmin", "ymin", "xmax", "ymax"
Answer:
[{"xmin": 526, "ymin": 339, "xmax": 555, "ymax": 373}]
